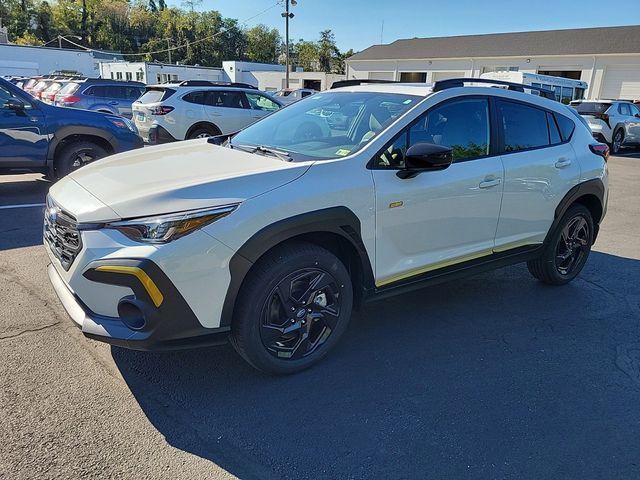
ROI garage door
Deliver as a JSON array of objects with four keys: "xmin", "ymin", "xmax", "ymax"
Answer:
[
  {"xmin": 368, "ymin": 71, "xmax": 395, "ymax": 81},
  {"xmin": 600, "ymin": 66, "xmax": 640, "ymax": 100},
  {"xmin": 431, "ymin": 71, "xmax": 467, "ymax": 82}
]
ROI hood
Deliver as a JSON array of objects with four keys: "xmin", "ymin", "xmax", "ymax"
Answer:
[{"xmin": 53, "ymin": 139, "xmax": 310, "ymax": 221}]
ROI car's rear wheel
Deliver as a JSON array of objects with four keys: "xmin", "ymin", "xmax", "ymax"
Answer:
[
  {"xmin": 55, "ymin": 141, "xmax": 109, "ymax": 178},
  {"xmin": 527, "ymin": 204, "xmax": 594, "ymax": 285},
  {"xmin": 611, "ymin": 129, "xmax": 624, "ymax": 154},
  {"xmin": 231, "ymin": 242, "xmax": 353, "ymax": 375},
  {"xmin": 187, "ymin": 125, "xmax": 220, "ymax": 139}
]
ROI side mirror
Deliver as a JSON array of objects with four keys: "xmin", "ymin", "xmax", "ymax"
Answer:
[
  {"xmin": 4, "ymin": 98, "xmax": 25, "ymax": 111},
  {"xmin": 397, "ymin": 143, "xmax": 453, "ymax": 179}
]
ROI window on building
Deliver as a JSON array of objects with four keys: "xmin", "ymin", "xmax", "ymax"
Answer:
[
  {"xmin": 537, "ymin": 70, "xmax": 582, "ymax": 80},
  {"xmin": 156, "ymin": 73, "xmax": 162, "ymax": 83},
  {"xmin": 110, "ymin": 72, "xmax": 115, "ymax": 79},
  {"xmin": 498, "ymin": 100, "xmax": 549, "ymax": 152},
  {"xmin": 136, "ymin": 71, "xmax": 144, "ymax": 82},
  {"xmin": 482, "ymin": 66, "xmax": 519, "ymax": 74},
  {"xmin": 116, "ymin": 72, "xmax": 123, "ymax": 80},
  {"xmin": 125, "ymin": 72, "xmax": 132, "ymax": 81},
  {"xmin": 400, "ymin": 72, "xmax": 427, "ymax": 83}
]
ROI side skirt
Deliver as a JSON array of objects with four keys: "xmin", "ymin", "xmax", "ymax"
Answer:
[{"xmin": 365, "ymin": 244, "xmax": 543, "ymax": 302}]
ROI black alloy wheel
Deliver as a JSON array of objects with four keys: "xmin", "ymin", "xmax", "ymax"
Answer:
[{"xmin": 554, "ymin": 215, "xmax": 591, "ymax": 276}]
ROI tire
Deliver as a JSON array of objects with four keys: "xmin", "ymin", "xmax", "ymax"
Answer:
[
  {"xmin": 611, "ymin": 128, "xmax": 624, "ymax": 154},
  {"xmin": 187, "ymin": 124, "xmax": 220, "ymax": 139},
  {"xmin": 527, "ymin": 204, "xmax": 594, "ymax": 285},
  {"xmin": 230, "ymin": 242, "xmax": 354, "ymax": 375},
  {"xmin": 55, "ymin": 140, "xmax": 109, "ymax": 178}
]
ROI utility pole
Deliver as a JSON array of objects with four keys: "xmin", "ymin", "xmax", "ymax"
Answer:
[
  {"xmin": 167, "ymin": 38, "xmax": 172, "ymax": 64},
  {"xmin": 58, "ymin": 35, "xmax": 62, "ymax": 49},
  {"xmin": 282, "ymin": 0, "xmax": 296, "ymax": 89}
]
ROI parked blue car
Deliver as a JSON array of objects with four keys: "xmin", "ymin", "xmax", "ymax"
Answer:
[
  {"xmin": 53, "ymin": 78, "xmax": 145, "ymax": 119},
  {"xmin": 0, "ymin": 77, "xmax": 143, "ymax": 179}
]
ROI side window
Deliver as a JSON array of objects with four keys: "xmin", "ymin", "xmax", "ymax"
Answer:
[
  {"xmin": 619, "ymin": 103, "xmax": 631, "ymax": 116},
  {"xmin": 373, "ymin": 97, "xmax": 490, "ymax": 168},
  {"xmin": 245, "ymin": 92, "xmax": 280, "ymax": 112},
  {"xmin": 206, "ymin": 91, "xmax": 246, "ymax": 109},
  {"xmin": 0, "ymin": 84, "xmax": 16, "ymax": 106},
  {"xmin": 302, "ymin": 91, "xmax": 312, "ymax": 98},
  {"xmin": 125, "ymin": 87, "xmax": 142, "ymax": 100},
  {"xmin": 547, "ymin": 112, "xmax": 562, "ymax": 144},
  {"xmin": 631, "ymin": 104, "xmax": 640, "ymax": 116},
  {"xmin": 183, "ymin": 91, "xmax": 207, "ymax": 105},
  {"xmin": 409, "ymin": 97, "xmax": 490, "ymax": 161},
  {"xmin": 498, "ymin": 101, "xmax": 549, "ymax": 152},
  {"xmin": 554, "ymin": 113, "xmax": 576, "ymax": 142},
  {"xmin": 105, "ymin": 86, "xmax": 125, "ymax": 99},
  {"xmin": 90, "ymin": 86, "xmax": 108, "ymax": 98}
]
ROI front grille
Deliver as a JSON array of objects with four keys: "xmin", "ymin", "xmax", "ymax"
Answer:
[{"xmin": 43, "ymin": 196, "xmax": 82, "ymax": 271}]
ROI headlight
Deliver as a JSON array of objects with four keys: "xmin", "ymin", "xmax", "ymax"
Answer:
[
  {"xmin": 104, "ymin": 205, "xmax": 238, "ymax": 244},
  {"xmin": 107, "ymin": 116, "xmax": 137, "ymax": 133}
]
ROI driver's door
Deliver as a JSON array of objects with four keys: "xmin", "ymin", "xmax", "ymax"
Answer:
[
  {"xmin": 372, "ymin": 97, "xmax": 504, "ymax": 287},
  {"xmin": 0, "ymin": 83, "xmax": 47, "ymax": 167}
]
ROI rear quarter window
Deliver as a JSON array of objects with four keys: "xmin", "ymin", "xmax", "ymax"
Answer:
[{"xmin": 554, "ymin": 113, "xmax": 576, "ymax": 142}]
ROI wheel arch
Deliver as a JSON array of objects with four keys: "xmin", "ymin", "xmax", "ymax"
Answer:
[
  {"xmin": 48, "ymin": 127, "xmax": 116, "ymax": 164},
  {"xmin": 185, "ymin": 121, "xmax": 221, "ymax": 140},
  {"xmin": 220, "ymin": 207, "xmax": 375, "ymax": 328},
  {"xmin": 547, "ymin": 178, "xmax": 605, "ymax": 245}
]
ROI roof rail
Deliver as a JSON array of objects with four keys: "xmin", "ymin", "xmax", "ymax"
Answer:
[
  {"xmin": 177, "ymin": 80, "xmax": 258, "ymax": 89},
  {"xmin": 433, "ymin": 77, "xmax": 555, "ymax": 100},
  {"xmin": 330, "ymin": 79, "xmax": 398, "ymax": 89}
]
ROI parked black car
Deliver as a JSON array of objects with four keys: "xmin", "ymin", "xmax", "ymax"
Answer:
[{"xmin": 0, "ymin": 77, "xmax": 143, "ymax": 179}]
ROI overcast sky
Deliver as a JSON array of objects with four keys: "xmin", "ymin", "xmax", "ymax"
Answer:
[{"xmin": 171, "ymin": 0, "xmax": 640, "ymax": 52}]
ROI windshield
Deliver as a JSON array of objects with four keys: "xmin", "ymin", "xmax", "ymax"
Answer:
[{"xmin": 230, "ymin": 91, "xmax": 421, "ymax": 160}]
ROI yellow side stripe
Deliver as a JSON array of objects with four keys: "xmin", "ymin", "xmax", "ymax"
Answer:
[{"xmin": 95, "ymin": 265, "xmax": 164, "ymax": 307}]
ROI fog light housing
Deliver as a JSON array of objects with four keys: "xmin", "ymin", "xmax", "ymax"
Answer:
[{"xmin": 117, "ymin": 298, "xmax": 147, "ymax": 330}]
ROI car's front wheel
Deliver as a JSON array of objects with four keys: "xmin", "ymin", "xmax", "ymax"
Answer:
[
  {"xmin": 231, "ymin": 242, "xmax": 353, "ymax": 375},
  {"xmin": 527, "ymin": 204, "xmax": 594, "ymax": 285},
  {"xmin": 55, "ymin": 140, "xmax": 109, "ymax": 178}
]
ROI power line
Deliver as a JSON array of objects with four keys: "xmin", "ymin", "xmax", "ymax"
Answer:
[{"xmin": 57, "ymin": 1, "xmax": 283, "ymax": 58}]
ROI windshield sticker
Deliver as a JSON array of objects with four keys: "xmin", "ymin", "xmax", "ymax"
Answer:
[
  {"xmin": 403, "ymin": 99, "xmax": 413, "ymax": 104},
  {"xmin": 336, "ymin": 149, "xmax": 351, "ymax": 156}
]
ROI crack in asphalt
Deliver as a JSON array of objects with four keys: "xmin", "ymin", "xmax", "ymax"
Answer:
[
  {"xmin": 0, "ymin": 322, "xmax": 61, "ymax": 341},
  {"xmin": 577, "ymin": 275, "xmax": 618, "ymax": 298}
]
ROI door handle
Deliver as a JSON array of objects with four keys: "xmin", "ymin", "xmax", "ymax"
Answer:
[
  {"xmin": 479, "ymin": 177, "xmax": 502, "ymax": 189},
  {"xmin": 109, "ymin": 101, "xmax": 119, "ymax": 105},
  {"xmin": 555, "ymin": 157, "xmax": 572, "ymax": 168}
]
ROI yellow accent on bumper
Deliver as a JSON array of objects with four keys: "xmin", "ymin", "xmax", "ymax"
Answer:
[{"xmin": 94, "ymin": 265, "xmax": 164, "ymax": 307}]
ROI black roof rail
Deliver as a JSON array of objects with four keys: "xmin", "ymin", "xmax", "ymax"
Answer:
[
  {"xmin": 177, "ymin": 80, "xmax": 258, "ymax": 89},
  {"xmin": 433, "ymin": 77, "xmax": 556, "ymax": 100},
  {"xmin": 330, "ymin": 79, "xmax": 399, "ymax": 89}
]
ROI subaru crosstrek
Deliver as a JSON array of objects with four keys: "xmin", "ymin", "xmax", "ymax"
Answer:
[
  {"xmin": 0, "ymin": 77, "xmax": 142, "ymax": 178},
  {"xmin": 46, "ymin": 79, "xmax": 609, "ymax": 374}
]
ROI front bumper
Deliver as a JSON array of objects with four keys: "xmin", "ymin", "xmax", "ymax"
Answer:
[{"xmin": 48, "ymin": 261, "xmax": 230, "ymax": 351}]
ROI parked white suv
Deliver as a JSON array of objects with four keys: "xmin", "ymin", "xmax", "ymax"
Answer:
[
  {"xmin": 46, "ymin": 79, "xmax": 609, "ymax": 374},
  {"xmin": 570, "ymin": 99, "xmax": 640, "ymax": 153},
  {"xmin": 132, "ymin": 81, "xmax": 282, "ymax": 144}
]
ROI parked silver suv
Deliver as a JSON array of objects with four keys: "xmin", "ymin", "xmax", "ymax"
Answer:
[{"xmin": 571, "ymin": 100, "xmax": 640, "ymax": 153}]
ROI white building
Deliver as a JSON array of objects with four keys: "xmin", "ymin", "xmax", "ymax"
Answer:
[
  {"xmin": 346, "ymin": 25, "xmax": 640, "ymax": 100},
  {"xmin": 222, "ymin": 61, "xmax": 286, "ymax": 86},
  {"xmin": 252, "ymin": 70, "xmax": 346, "ymax": 92},
  {"xmin": 0, "ymin": 43, "xmax": 111, "ymax": 77},
  {"xmin": 99, "ymin": 61, "xmax": 224, "ymax": 84}
]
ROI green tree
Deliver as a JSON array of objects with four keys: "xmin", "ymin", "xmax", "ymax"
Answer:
[
  {"xmin": 317, "ymin": 29, "xmax": 339, "ymax": 73},
  {"xmin": 246, "ymin": 24, "xmax": 280, "ymax": 64}
]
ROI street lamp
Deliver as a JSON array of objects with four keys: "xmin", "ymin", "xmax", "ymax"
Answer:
[{"xmin": 282, "ymin": 0, "xmax": 297, "ymax": 89}]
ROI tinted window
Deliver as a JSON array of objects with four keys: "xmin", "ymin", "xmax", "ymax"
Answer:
[
  {"xmin": 409, "ymin": 97, "xmax": 490, "ymax": 161},
  {"xmin": 572, "ymin": 102, "xmax": 611, "ymax": 115},
  {"xmin": 301, "ymin": 91, "xmax": 312, "ymax": 98},
  {"xmin": 206, "ymin": 90, "xmax": 246, "ymax": 109},
  {"xmin": 631, "ymin": 104, "xmax": 640, "ymax": 116},
  {"xmin": 554, "ymin": 113, "xmax": 575, "ymax": 142},
  {"xmin": 86, "ymin": 85, "xmax": 108, "ymax": 97},
  {"xmin": 499, "ymin": 101, "xmax": 549, "ymax": 152},
  {"xmin": 547, "ymin": 112, "xmax": 561, "ymax": 144},
  {"xmin": 619, "ymin": 103, "xmax": 631, "ymax": 116},
  {"xmin": 183, "ymin": 91, "xmax": 207, "ymax": 105},
  {"xmin": 127, "ymin": 87, "xmax": 144, "ymax": 100},
  {"xmin": 0, "ymin": 84, "xmax": 16, "ymax": 105},
  {"xmin": 245, "ymin": 92, "xmax": 280, "ymax": 112},
  {"xmin": 376, "ymin": 132, "xmax": 408, "ymax": 168}
]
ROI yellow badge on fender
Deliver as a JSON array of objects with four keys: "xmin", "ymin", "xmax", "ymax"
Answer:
[{"xmin": 389, "ymin": 201, "xmax": 404, "ymax": 209}]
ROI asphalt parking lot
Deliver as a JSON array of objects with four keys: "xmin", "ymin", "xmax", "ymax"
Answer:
[{"xmin": 1, "ymin": 152, "xmax": 639, "ymax": 480}]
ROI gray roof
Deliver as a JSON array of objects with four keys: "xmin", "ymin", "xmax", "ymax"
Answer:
[{"xmin": 348, "ymin": 25, "xmax": 640, "ymax": 61}]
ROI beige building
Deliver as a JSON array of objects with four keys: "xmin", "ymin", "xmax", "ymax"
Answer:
[{"xmin": 346, "ymin": 25, "xmax": 640, "ymax": 100}]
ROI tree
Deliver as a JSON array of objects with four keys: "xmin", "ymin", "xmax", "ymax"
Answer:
[
  {"xmin": 246, "ymin": 24, "xmax": 280, "ymax": 64},
  {"xmin": 317, "ymin": 29, "xmax": 339, "ymax": 73}
]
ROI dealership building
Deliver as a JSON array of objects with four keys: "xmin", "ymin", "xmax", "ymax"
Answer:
[{"xmin": 346, "ymin": 25, "xmax": 640, "ymax": 100}]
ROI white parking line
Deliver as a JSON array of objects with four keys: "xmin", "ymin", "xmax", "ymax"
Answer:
[{"xmin": 0, "ymin": 203, "xmax": 45, "ymax": 210}]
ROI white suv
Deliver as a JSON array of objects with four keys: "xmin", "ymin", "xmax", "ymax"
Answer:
[
  {"xmin": 46, "ymin": 79, "xmax": 609, "ymax": 374},
  {"xmin": 132, "ymin": 81, "xmax": 282, "ymax": 144},
  {"xmin": 571, "ymin": 99, "xmax": 640, "ymax": 153}
]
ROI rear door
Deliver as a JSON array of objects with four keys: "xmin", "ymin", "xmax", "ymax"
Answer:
[
  {"xmin": 0, "ymin": 82, "xmax": 47, "ymax": 167},
  {"xmin": 203, "ymin": 90, "xmax": 251, "ymax": 133},
  {"xmin": 494, "ymin": 99, "xmax": 580, "ymax": 249}
]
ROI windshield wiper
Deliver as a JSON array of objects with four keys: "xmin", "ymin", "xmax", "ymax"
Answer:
[{"xmin": 235, "ymin": 144, "xmax": 292, "ymax": 162}]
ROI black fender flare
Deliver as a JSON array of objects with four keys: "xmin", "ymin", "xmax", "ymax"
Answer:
[
  {"xmin": 219, "ymin": 206, "xmax": 375, "ymax": 327},
  {"xmin": 545, "ymin": 178, "xmax": 606, "ymax": 245},
  {"xmin": 47, "ymin": 126, "xmax": 117, "ymax": 164}
]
